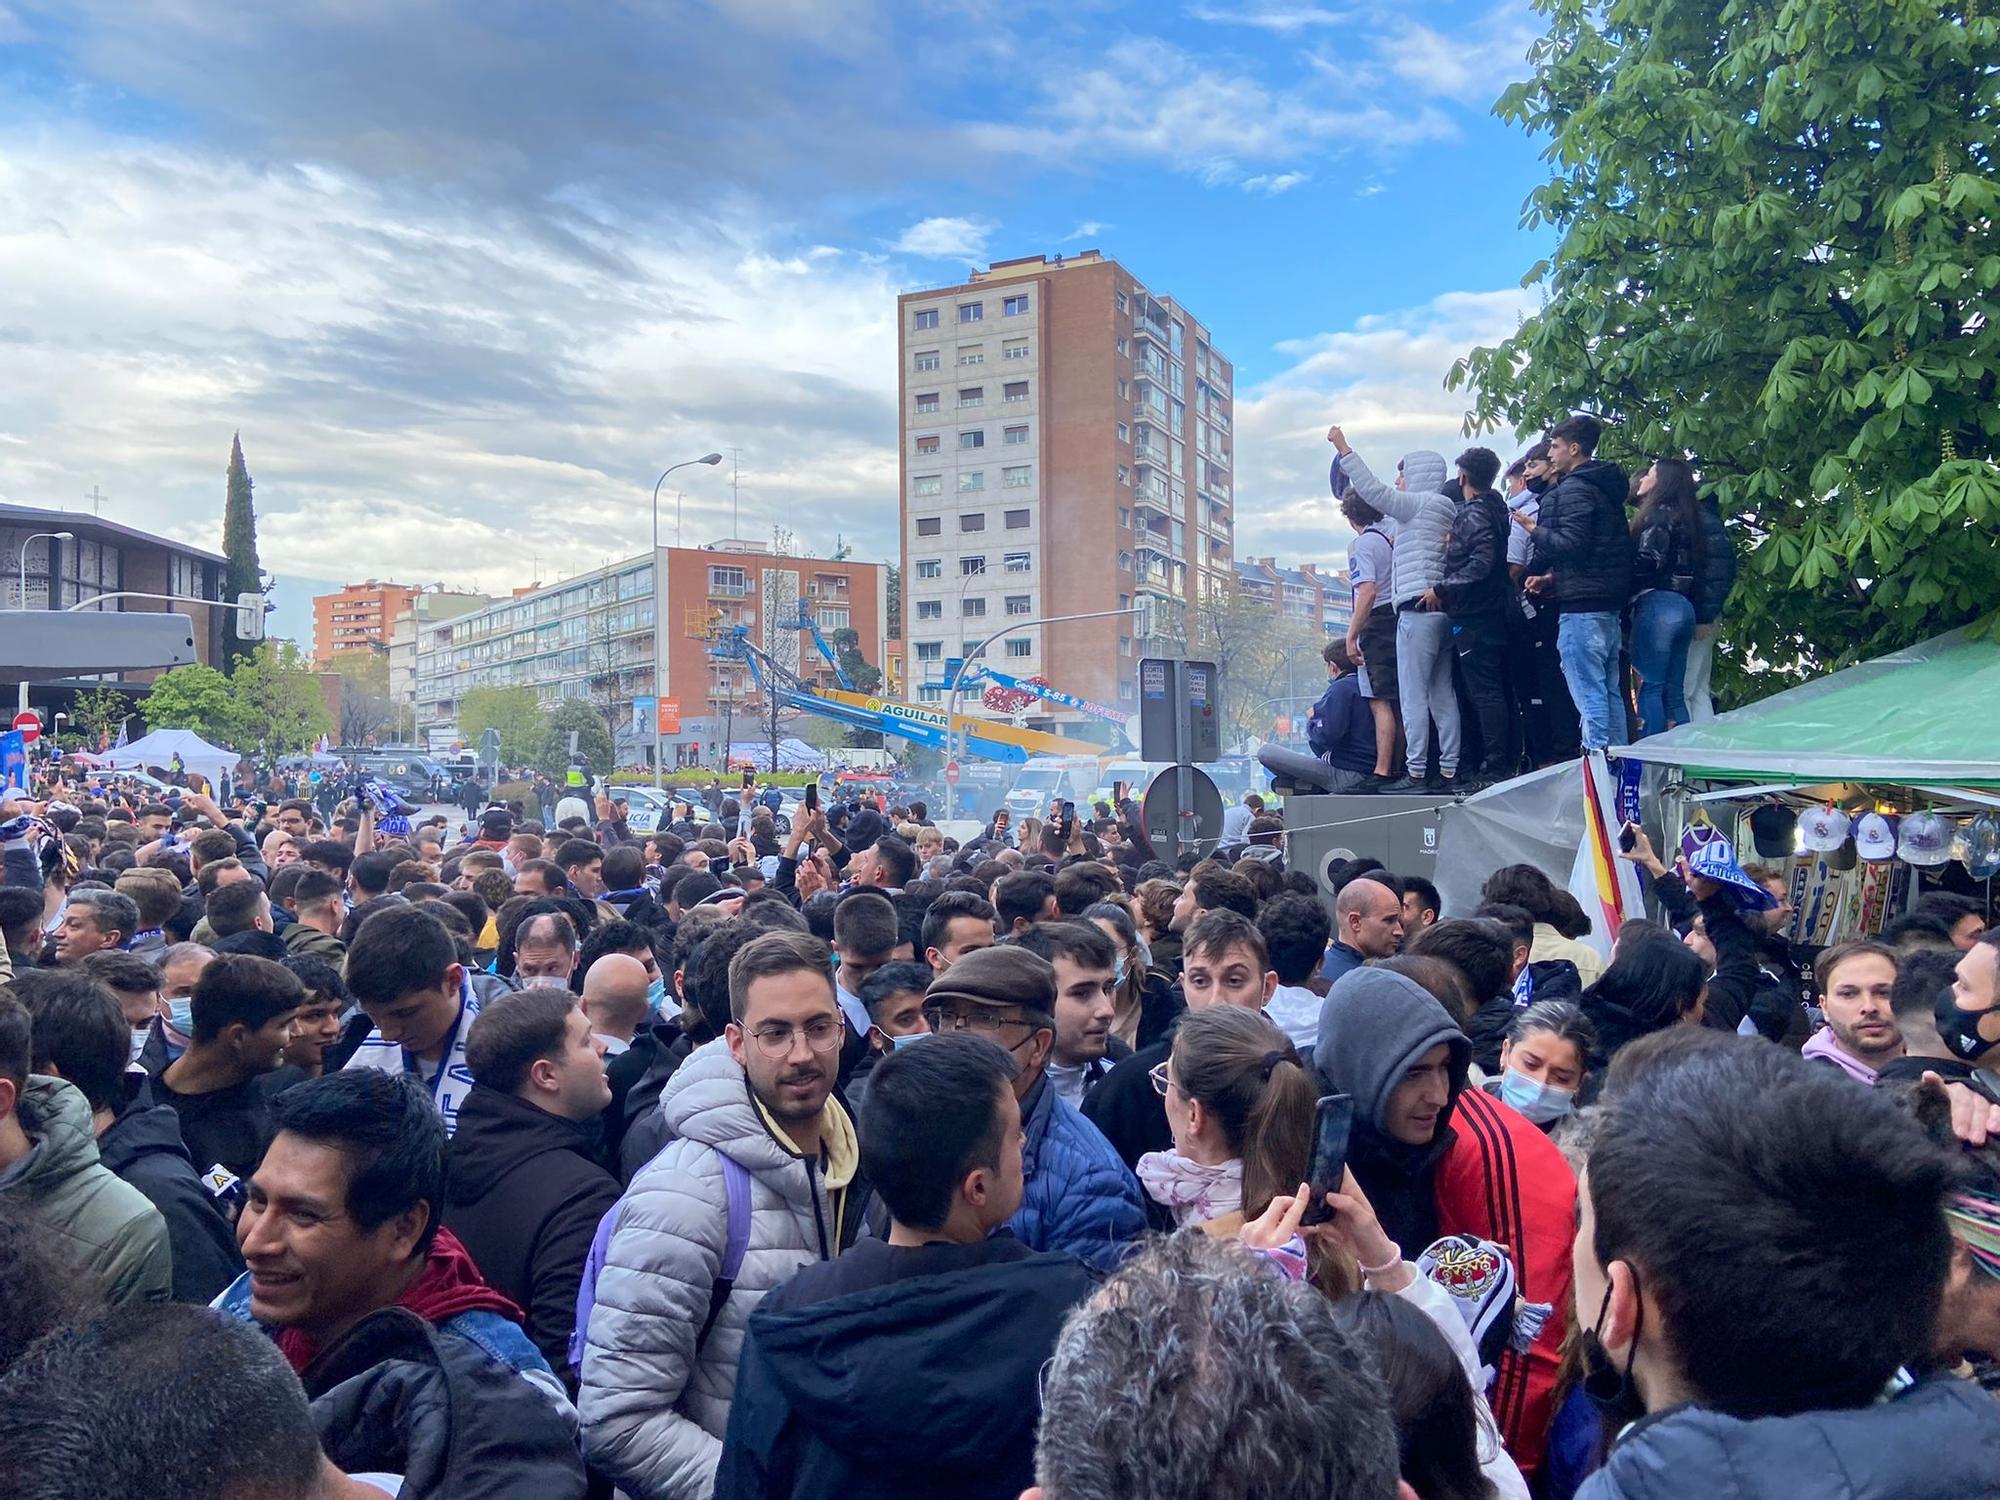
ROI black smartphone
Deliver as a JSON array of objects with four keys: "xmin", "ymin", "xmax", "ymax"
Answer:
[
  {"xmin": 804, "ymin": 783, "xmax": 818, "ymax": 813},
  {"xmin": 1618, "ymin": 820, "xmax": 1637, "ymax": 854},
  {"xmin": 1301, "ymin": 1093, "xmax": 1355, "ymax": 1226},
  {"xmin": 1113, "ymin": 780, "xmax": 1128, "ymax": 805},
  {"xmin": 741, "ymin": 769, "xmax": 754, "ymax": 791}
]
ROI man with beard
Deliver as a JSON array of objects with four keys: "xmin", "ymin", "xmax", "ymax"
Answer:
[{"xmin": 1802, "ymin": 940, "xmax": 1903, "ymax": 1085}]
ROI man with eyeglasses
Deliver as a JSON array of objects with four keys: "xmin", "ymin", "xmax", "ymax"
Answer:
[
  {"xmin": 581, "ymin": 930, "xmax": 871, "ymax": 1500},
  {"xmin": 921, "ymin": 944, "xmax": 1144, "ymax": 1272}
]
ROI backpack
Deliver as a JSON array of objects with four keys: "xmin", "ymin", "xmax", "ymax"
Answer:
[{"xmin": 568, "ymin": 1150, "xmax": 752, "ymax": 1372}]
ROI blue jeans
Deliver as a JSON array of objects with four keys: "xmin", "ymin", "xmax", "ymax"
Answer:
[
  {"xmin": 1629, "ymin": 590, "xmax": 1694, "ymax": 738},
  {"xmin": 1558, "ymin": 611, "xmax": 1625, "ymax": 751}
]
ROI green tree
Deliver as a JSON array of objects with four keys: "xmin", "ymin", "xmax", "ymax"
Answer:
[
  {"xmin": 140, "ymin": 663, "xmax": 238, "ymax": 744},
  {"xmin": 798, "ymin": 712, "xmax": 848, "ymax": 757},
  {"xmin": 538, "ymin": 697, "xmax": 615, "ymax": 781},
  {"xmin": 70, "ymin": 685, "xmax": 133, "ymax": 748},
  {"xmin": 221, "ymin": 433, "xmax": 264, "ymax": 671},
  {"xmin": 458, "ymin": 686, "xmax": 547, "ymax": 766},
  {"xmin": 1453, "ymin": 0, "xmax": 2000, "ymax": 702},
  {"xmin": 231, "ymin": 642, "xmax": 333, "ymax": 759},
  {"xmin": 829, "ymin": 627, "xmax": 884, "ymax": 694},
  {"xmin": 884, "ymin": 563, "xmax": 901, "ymax": 643}
]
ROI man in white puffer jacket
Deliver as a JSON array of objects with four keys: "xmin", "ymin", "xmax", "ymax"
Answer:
[
  {"xmin": 1328, "ymin": 425, "xmax": 1462, "ymax": 791},
  {"xmin": 580, "ymin": 930, "xmax": 863, "ymax": 1500}
]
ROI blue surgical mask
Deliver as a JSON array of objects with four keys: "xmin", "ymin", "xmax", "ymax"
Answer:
[
  {"xmin": 1113, "ymin": 957, "xmax": 1130, "ymax": 988},
  {"xmin": 888, "ymin": 1031, "xmax": 930, "ymax": 1051},
  {"xmin": 1498, "ymin": 1067, "xmax": 1574, "ymax": 1125},
  {"xmin": 645, "ymin": 975, "xmax": 668, "ymax": 1020},
  {"xmin": 166, "ymin": 997, "xmax": 196, "ymax": 1036}
]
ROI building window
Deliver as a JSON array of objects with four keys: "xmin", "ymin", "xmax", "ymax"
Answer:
[
  {"xmin": 959, "ymin": 387, "xmax": 983, "ymax": 408},
  {"xmin": 959, "ymin": 471, "xmax": 985, "ymax": 492},
  {"xmin": 914, "ymin": 308, "xmax": 939, "ymax": 330},
  {"xmin": 958, "ymin": 346, "xmax": 984, "ymax": 366},
  {"xmin": 914, "ymin": 349, "xmax": 940, "ymax": 371},
  {"xmin": 1004, "ymin": 294, "xmax": 1029, "ymax": 316},
  {"xmin": 1004, "ymin": 508, "xmax": 1031, "ymax": 528},
  {"xmin": 1003, "ymin": 381, "xmax": 1029, "ymax": 403},
  {"xmin": 1003, "ymin": 338, "xmax": 1029, "ymax": 360},
  {"xmin": 1006, "ymin": 637, "xmax": 1032, "ymax": 658},
  {"xmin": 916, "ymin": 516, "xmax": 942, "ymax": 536},
  {"xmin": 1003, "ymin": 466, "xmax": 1031, "ymax": 489},
  {"xmin": 917, "ymin": 600, "xmax": 943, "ymax": 619},
  {"xmin": 708, "ymin": 566, "xmax": 747, "ymax": 596},
  {"xmin": 916, "ymin": 558, "xmax": 942, "ymax": 579},
  {"xmin": 1119, "ymin": 636, "xmax": 1132, "ymax": 656},
  {"xmin": 1119, "ymin": 551, "xmax": 1133, "ymax": 571},
  {"xmin": 916, "ymin": 641, "xmax": 943, "ymax": 661},
  {"xmin": 959, "ymin": 430, "xmax": 985, "ymax": 449},
  {"xmin": 963, "ymin": 597, "xmax": 987, "ymax": 617},
  {"xmin": 961, "ymin": 555, "xmax": 986, "ymax": 576},
  {"xmin": 915, "ymin": 434, "xmax": 940, "ymax": 455},
  {"xmin": 916, "ymin": 392, "xmax": 939, "ymax": 414},
  {"xmin": 1118, "ymin": 379, "xmax": 1129, "ymax": 399},
  {"xmin": 960, "ymin": 512, "xmax": 986, "ymax": 531},
  {"xmin": 1117, "ymin": 464, "xmax": 1129, "ymax": 485},
  {"xmin": 1003, "ymin": 425, "xmax": 1029, "ymax": 445},
  {"xmin": 1117, "ymin": 422, "xmax": 1129, "ymax": 442},
  {"xmin": 913, "ymin": 474, "xmax": 943, "ymax": 497},
  {"xmin": 1117, "ymin": 290, "xmax": 1130, "ymax": 313},
  {"xmin": 1004, "ymin": 552, "xmax": 1031, "ymax": 573},
  {"xmin": 1116, "ymin": 336, "xmax": 1129, "ymax": 355},
  {"xmin": 1119, "ymin": 507, "xmax": 1132, "ymax": 527},
  {"xmin": 958, "ymin": 302, "xmax": 983, "ymax": 323},
  {"xmin": 1006, "ymin": 594, "xmax": 1032, "ymax": 615}
]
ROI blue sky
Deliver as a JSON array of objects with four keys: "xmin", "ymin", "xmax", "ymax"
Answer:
[{"xmin": 0, "ymin": 0, "xmax": 1556, "ymax": 645}]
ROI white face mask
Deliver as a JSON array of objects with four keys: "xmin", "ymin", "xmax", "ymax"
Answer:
[{"xmin": 1498, "ymin": 1067, "xmax": 1575, "ymax": 1125}]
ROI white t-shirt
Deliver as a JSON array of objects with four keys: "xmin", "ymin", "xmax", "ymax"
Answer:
[
  {"xmin": 1347, "ymin": 526, "xmax": 1395, "ymax": 607},
  {"xmin": 1263, "ymin": 984, "xmax": 1322, "ymax": 1052},
  {"xmin": 1505, "ymin": 495, "xmax": 1539, "ymax": 568}
]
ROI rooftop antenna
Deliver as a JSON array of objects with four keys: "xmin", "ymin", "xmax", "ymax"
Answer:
[
  {"xmin": 84, "ymin": 485, "xmax": 106, "ymax": 516},
  {"xmin": 729, "ymin": 448, "xmax": 741, "ymax": 540}
]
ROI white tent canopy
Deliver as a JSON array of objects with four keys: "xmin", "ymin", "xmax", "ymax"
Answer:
[{"xmin": 103, "ymin": 728, "xmax": 236, "ymax": 789}]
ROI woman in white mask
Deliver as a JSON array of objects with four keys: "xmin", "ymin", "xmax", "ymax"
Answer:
[{"xmin": 1483, "ymin": 1000, "xmax": 1594, "ymax": 1131}]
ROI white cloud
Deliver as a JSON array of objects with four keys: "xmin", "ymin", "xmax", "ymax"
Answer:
[
  {"xmin": 963, "ymin": 37, "xmax": 1455, "ymax": 180},
  {"xmin": 1066, "ymin": 220, "xmax": 1109, "ymax": 240},
  {"xmin": 890, "ymin": 215, "xmax": 995, "ymax": 260},
  {"xmin": 0, "ymin": 136, "xmax": 909, "ymax": 600},
  {"xmin": 1241, "ymin": 171, "xmax": 1310, "ymax": 195},
  {"xmin": 1230, "ymin": 288, "xmax": 1539, "ymax": 565},
  {"xmin": 1382, "ymin": 2, "xmax": 1542, "ymax": 99},
  {"xmin": 1186, "ymin": 2, "xmax": 1353, "ymax": 32}
]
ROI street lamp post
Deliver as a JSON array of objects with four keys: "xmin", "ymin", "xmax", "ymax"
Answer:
[
  {"xmin": 13, "ymin": 530, "xmax": 73, "ymax": 715},
  {"xmin": 651, "ymin": 454, "xmax": 723, "ymax": 789},
  {"xmin": 942, "ymin": 604, "xmax": 1144, "ymax": 822}
]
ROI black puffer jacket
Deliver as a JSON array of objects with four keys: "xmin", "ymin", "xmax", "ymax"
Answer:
[
  {"xmin": 96, "ymin": 1093, "xmax": 244, "ymax": 1303},
  {"xmin": 1437, "ymin": 490, "xmax": 1512, "ymax": 618},
  {"xmin": 1630, "ymin": 503, "xmax": 1701, "ymax": 601},
  {"xmin": 306, "ymin": 1308, "xmax": 587, "ymax": 1500},
  {"xmin": 1530, "ymin": 460, "xmax": 1633, "ymax": 612},
  {"xmin": 1694, "ymin": 495, "xmax": 1738, "ymax": 625}
]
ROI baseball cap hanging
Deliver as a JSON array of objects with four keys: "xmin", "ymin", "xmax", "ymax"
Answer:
[
  {"xmin": 1748, "ymin": 804, "xmax": 1798, "ymax": 860},
  {"xmin": 1852, "ymin": 812, "xmax": 1898, "ymax": 862},
  {"xmin": 1896, "ymin": 810, "xmax": 1954, "ymax": 867},
  {"xmin": 1797, "ymin": 805, "xmax": 1849, "ymax": 854},
  {"xmin": 1963, "ymin": 812, "xmax": 2000, "ymax": 881}
]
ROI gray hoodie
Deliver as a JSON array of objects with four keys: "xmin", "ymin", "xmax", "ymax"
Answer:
[
  {"xmin": 1314, "ymin": 967, "xmax": 1471, "ymax": 1132},
  {"xmin": 1340, "ymin": 450, "xmax": 1456, "ymax": 605}
]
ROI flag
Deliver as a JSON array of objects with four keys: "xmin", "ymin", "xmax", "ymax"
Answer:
[
  {"xmin": 112, "ymin": 719, "xmax": 128, "ymax": 750},
  {"xmin": 315, "ymin": 734, "xmax": 331, "ymax": 754},
  {"xmin": 1566, "ymin": 751, "xmax": 1647, "ymax": 964}
]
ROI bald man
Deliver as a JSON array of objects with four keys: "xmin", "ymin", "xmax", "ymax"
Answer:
[
  {"xmin": 580, "ymin": 952, "xmax": 651, "ymax": 1056},
  {"xmin": 1321, "ymin": 876, "xmax": 1406, "ymax": 984}
]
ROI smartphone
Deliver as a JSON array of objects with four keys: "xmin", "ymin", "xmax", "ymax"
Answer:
[
  {"xmin": 804, "ymin": 782, "xmax": 818, "ymax": 814},
  {"xmin": 741, "ymin": 769, "xmax": 754, "ymax": 791},
  {"xmin": 1113, "ymin": 780, "xmax": 1128, "ymax": 805},
  {"xmin": 1618, "ymin": 820, "xmax": 1637, "ymax": 854},
  {"xmin": 1301, "ymin": 1093, "xmax": 1355, "ymax": 1226}
]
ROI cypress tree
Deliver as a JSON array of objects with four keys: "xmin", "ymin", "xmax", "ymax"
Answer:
[{"xmin": 221, "ymin": 432, "xmax": 262, "ymax": 670}]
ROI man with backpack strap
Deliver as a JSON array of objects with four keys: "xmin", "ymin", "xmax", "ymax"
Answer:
[{"xmin": 578, "ymin": 930, "xmax": 869, "ymax": 1500}]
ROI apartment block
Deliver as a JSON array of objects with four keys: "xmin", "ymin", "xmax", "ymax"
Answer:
[
  {"xmin": 411, "ymin": 542, "xmax": 885, "ymax": 763},
  {"xmin": 313, "ymin": 580, "xmax": 420, "ymax": 664},
  {"xmin": 1235, "ymin": 558, "xmax": 1353, "ymax": 639},
  {"xmin": 897, "ymin": 251, "xmax": 1235, "ymax": 730}
]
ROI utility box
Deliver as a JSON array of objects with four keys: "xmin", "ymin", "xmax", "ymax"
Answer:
[{"xmin": 1138, "ymin": 658, "xmax": 1221, "ymax": 764}]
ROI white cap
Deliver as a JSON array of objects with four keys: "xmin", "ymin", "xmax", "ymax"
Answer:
[{"xmin": 1852, "ymin": 812, "xmax": 1897, "ymax": 861}]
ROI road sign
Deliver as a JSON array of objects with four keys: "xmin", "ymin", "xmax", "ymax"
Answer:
[
  {"xmin": 944, "ymin": 760, "xmax": 961, "ymax": 785},
  {"xmin": 1141, "ymin": 764, "xmax": 1223, "ymax": 859},
  {"xmin": 1138, "ymin": 658, "xmax": 1222, "ymax": 764},
  {"xmin": 658, "ymin": 697, "xmax": 681, "ymax": 735},
  {"xmin": 12, "ymin": 710, "xmax": 40, "ymax": 744}
]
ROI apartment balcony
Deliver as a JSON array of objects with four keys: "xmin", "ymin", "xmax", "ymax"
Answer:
[
  {"xmin": 1133, "ymin": 441, "xmax": 1169, "ymax": 467},
  {"xmin": 708, "ymin": 582, "xmax": 749, "ymax": 599}
]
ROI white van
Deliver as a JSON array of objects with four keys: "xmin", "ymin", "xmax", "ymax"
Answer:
[{"xmin": 1003, "ymin": 756, "xmax": 1104, "ymax": 820}]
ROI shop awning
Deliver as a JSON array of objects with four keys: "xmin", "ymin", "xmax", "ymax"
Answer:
[{"xmin": 1613, "ymin": 628, "xmax": 2000, "ymax": 786}]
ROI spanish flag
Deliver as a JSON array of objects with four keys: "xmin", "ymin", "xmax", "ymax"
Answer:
[{"xmin": 1567, "ymin": 752, "xmax": 1647, "ymax": 965}]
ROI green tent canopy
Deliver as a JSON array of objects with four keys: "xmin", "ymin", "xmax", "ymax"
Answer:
[{"xmin": 1614, "ymin": 629, "xmax": 2000, "ymax": 786}]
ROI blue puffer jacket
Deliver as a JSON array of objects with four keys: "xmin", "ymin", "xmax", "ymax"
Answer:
[
  {"xmin": 1004, "ymin": 1074, "xmax": 1146, "ymax": 1272},
  {"xmin": 1578, "ymin": 1375, "xmax": 2000, "ymax": 1499}
]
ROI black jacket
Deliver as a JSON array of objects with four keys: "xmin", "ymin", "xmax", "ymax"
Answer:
[
  {"xmin": 1649, "ymin": 873, "xmax": 1796, "ymax": 1043},
  {"xmin": 1694, "ymin": 494, "xmax": 1738, "ymax": 625},
  {"xmin": 714, "ymin": 1235, "xmax": 1099, "ymax": 1500},
  {"xmin": 442, "ymin": 1085, "xmax": 622, "ymax": 1375},
  {"xmin": 1437, "ymin": 490, "xmax": 1512, "ymax": 619},
  {"xmin": 1079, "ymin": 1037, "xmax": 1172, "ymax": 1173},
  {"xmin": 97, "ymin": 1091, "xmax": 244, "ymax": 1303},
  {"xmin": 1529, "ymin": 459, "xmax": 1633, "ymax": 613},
  {"xmin": 617, "ymin": 1018, "xmax": 700, "ymax": 1182},
  {"xmin": 1630, "ymin": 502, "xmax": 1701, "ymax": 601},
  {"xmin": 151, "ymin": 1069, "xmax": 276, "ymax": 1188},
  {"xmin": 306, "ymin": 1308, "xmax": 588, "ymax": 1500}
]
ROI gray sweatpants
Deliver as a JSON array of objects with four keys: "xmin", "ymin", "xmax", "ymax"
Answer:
[{"xmin": 1396, "ymin": 608, "xmax": 1461, "ymax": 778}]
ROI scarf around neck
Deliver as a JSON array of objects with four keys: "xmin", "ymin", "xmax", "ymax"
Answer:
[{"xmin": 1136, "ymin": 1150, "xmax": 1243, "ymax": 1227}]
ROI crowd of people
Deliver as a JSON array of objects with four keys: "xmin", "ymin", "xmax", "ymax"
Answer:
[
  {"xmin": 1307, "ymin": 413, "xmax": 1735, "ymax": 794},
  {"xmin": 2, "ymin": 751, "xmax": 1999, "ymax": 1500}
]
